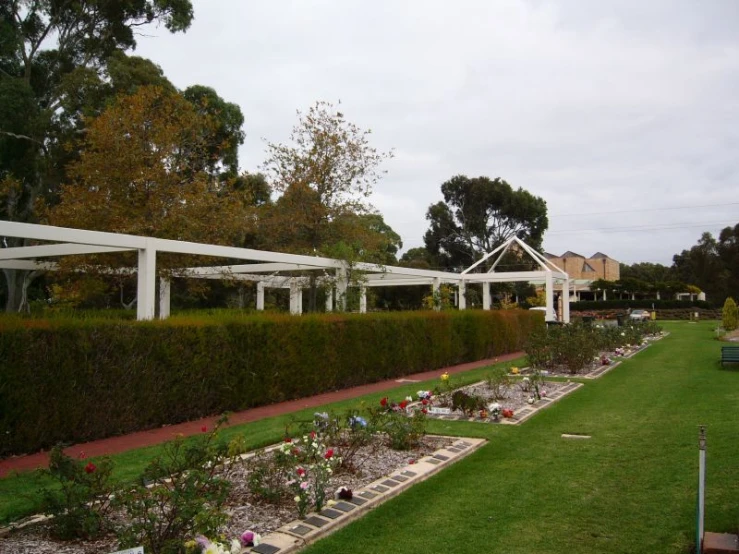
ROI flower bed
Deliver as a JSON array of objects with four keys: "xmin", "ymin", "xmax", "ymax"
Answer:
[{"xmin": 0, "ymin": 416, "xmax": 459, "ymax": 554}]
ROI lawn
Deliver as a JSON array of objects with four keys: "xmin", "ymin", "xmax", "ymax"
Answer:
[{"xmin": 2, "ymin": 321, "xmax": 737, "ymax": 554}]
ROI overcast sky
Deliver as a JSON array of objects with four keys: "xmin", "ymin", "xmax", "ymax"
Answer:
[{"xmin": 135, "ymin": 0, "xmax": 739, "ymax": 266}]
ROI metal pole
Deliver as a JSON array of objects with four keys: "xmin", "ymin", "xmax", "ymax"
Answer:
[{"xmin": 697, "ymin": 425, "xmax": 706, "ymax": 553}]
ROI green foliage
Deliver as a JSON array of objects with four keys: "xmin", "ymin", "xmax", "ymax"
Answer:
[
  {"xmin": 424, "ymin": 175, "xmax": 548, "ymax": 270},
  {"xmin": 485, "ymin": 367, "xmax": 512, "ymax": 400},
  {"xmin": 450, "ymin": 390, "xmax": 487, "ymax": 416},
  {"xmin": 370, "ymin": 409, "xmax": 427, "ymax": 451},
  {"xmin": 0, "ymin": 310, "xmax": 537, "ymax": 456},
  {"xmin": 115, "ymin": 422, "xmax": 232, "ymax": 554},
  {"xmin": 722, "ymin": 297, "xmax": 738, "ymax": 331},
  {"xmin": 38, "ymin": 447, "xmax": 115, "ymax": 540},
  {"xmin": 572, "ymin": 299, "xmax": 715, "ymax": 310}
]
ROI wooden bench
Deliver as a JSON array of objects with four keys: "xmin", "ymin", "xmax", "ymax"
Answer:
[{"xmin": 721, "ymin": 346, "xmax": 739, "ymax": 367}]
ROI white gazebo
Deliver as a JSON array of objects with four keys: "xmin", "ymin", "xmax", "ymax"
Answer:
[{"xmin": 0, "ymin": 221, "xmax": 569, "ymax": 322}]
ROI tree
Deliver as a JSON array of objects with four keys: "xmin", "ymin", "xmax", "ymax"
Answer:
[
  {"xmin": 43, "ymin": 86, "xmax": 251, "ymax": 302},
  {"xmin": 1, "ymin": 0, "xmax": 194, "ymax": 311},
  {"xmin": 423, "ymin": 175, "xmax": 548, "ymax": 271},
  {"xmin": 722, "ymin": 297, "xmax": 738, "ymax": 331},
  {"xmin": 673, "ymin": 231, "xmax": 732, "ymax": 304},
  {"xmin": 259, "ymin": 101, "xmax": 395, "ymax": 311}
]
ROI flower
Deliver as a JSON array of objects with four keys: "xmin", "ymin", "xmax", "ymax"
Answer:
[
  {"xmin": 310, "ymin": 430, "xmax": 316, "ymax": 439},
  {"xmin": 511, "ymin": 367, "xmax": 519, "ymax": 374},
  {"xmin": 479, "ymin": 409, "xmax": 488, "ymax": 418},
  {"xmin": 421, "ymin": 408, "xmax": 428, "ymax": 414},
  {"xmin": 421, "ymin": 399, "xmax": 428, "ymax": 405},
  {"xmin": 441, "ymin": 372, "xmax": 450, "ymax": 382},
  {"xmin": 349, "ymin": 415, "xmax": 367, "ymax": 428},
  {"xmin": 300, "ymin": 481, "xmax": 310, "ymax": 490},
  {"xmin": 409, "ymin": 459, "xmax": 416, "ymax": 464},
  {"xmin": 196, "ymin": 536, "xmax": 211, "ymax": 549},
  {"xmin": 284, "ymin": 437, "xmax": 292, "ymax": 443},
  {"xmin": 405, "ymin": 395, "xmax": 413, "ymax": 403},
  {"xmin": 201, "ymin": 425, "xmax": 207, "ymax": 433},
  {"xmin": 527, "ymin": 397, "xmax": 535, "ymax": 405},
  {"xmin": 231, "ymin": 538, "xmax": 242, "ymax": 552},
  {"xmin": 84, "ymin": 462, "xmax": 97, "ymax": 474},
  {"xmin": 380, "ymin": 397, "xmax": 388, "ymax": 407},
  {"xmin": 335, "ymin": 486, "xmax": 353, "ymax": 500},
  {"xmin": 324, "ymin": 448, "xmax": 334, "ymax": 459},
  {"xmin": 541, "ymin": 390, "xmax": 548, "ymax": 397},
  {"xmin": 399, "ymin": 400, "xmax": 408, "ymax": 410},
  {"xmin": 77, "ymin": 451, "xmax": 86, "ymax": 459},
  {"xmin": 241, "ymin": 530, "xmax": 261, "ymax": 547},
  {"xmin": 296, "ymin": 467, "xmax": 306, "ymax": 476}
]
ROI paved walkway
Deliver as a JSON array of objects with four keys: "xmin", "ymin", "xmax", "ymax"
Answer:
[{"xmin": 0, "ymin": 353, "xmax": 523, "ymax": 478}]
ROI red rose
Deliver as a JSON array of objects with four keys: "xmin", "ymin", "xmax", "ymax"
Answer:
[
  {"xmin": 409, "ymin": 459, "xmax": 416, "ymax": 464},
  {"xmin": 84, "ymin": 462, "xmax": 96, "ymax": 474},
  {"xmin": 297, "ymin": 467, "xmax": 306, "ymax": 476},
  {"xmin": 399, "ymin": 400, "xmax": 408, "ymax": 409},
  {"xmin": 284, "ymin": 437, "xmax": 292, "ymax": 443},
  {"xmin": 324, "ymin": 448, "xmax": 334, "ymax": 459},
  {"xmin": 310, "ymin": 431, "xmax": 316, "ymax": 439},
  {"xmin": 380, "ymin": 397, "xmax": 388, "ymax": 407},
  {"xmin": 201, "ymin": 425, "xmax": 207, "ymax": 433},
  {"xmin": 77, "ymin": 451, "xmax": 86, "ymax": 460},
  {"xmin": 292, "ymin": 448, "xmax": 300, "ymax": 455},
  {"xmin": 421, "ymin": 399, "xmax": 428, "ymax": 405},
  {"xmin": 421, "ymin": 408, "xmax": 428, "ymax": 414}
]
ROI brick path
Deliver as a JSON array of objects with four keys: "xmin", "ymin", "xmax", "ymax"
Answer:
[{"xmin": 0, "ymin": 352, "xmax": 523, "ymax": 478}]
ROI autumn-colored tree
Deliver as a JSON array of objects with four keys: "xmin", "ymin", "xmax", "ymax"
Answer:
[
  {"xmin": 44, "ymin": 86, "xmax": 253, "ymax": 303},
  {"xmin": 259, "ymin": 101, "xmax": 395, "ymax": 311}
]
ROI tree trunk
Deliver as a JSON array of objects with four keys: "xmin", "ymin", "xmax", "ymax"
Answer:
[{"xmin": 2, "ymin": 268, "xmax": 40, "ymax": 313}]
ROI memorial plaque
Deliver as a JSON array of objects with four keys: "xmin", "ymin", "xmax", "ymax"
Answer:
[
  {"xmin": 304, "ymin": 516, "xmax": 329, "ymax": 528},
  {"xmin": 252, "ymin": 544, "xmax": 281, "ymax": 554},
  {"xmin": 319, "ymin": 508, "xmax": 342, "ymax": 519}
]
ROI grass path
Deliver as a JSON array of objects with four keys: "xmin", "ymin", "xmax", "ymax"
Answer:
[{"xmin": 303, "ymin": 321, "xmax": 739, "ymax": 554}]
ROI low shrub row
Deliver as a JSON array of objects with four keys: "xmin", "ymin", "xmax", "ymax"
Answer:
[
  {"xmin": 0, "ymin": 310, "xmax": 538, "ymax": 456},
  {"xmin": 571, "ymin": 299, "xmax": 715, "ymax": 310},
  {"xmin": 571, "ymin": 308, "xmax": 721, "ymax": 320}
]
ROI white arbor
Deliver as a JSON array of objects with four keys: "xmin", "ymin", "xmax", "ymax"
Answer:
[{"xmin": 0, "ymin": 222, "xmax": 569, "ymax": 321}]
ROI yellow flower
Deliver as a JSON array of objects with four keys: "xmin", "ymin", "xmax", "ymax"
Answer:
[
  {"xmin": 441, "ymin": 372, "xmax": 450, "ymax": 382},
  {"xmin": 511, "ymin": 367, "xmax": 519, "ymax": 374}
]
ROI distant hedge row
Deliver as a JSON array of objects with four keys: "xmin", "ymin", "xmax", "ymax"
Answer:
[
  {"xmin": 0, "ymin": 310, "xmax": 538, "ymax": 456},
  {"xmin": 571, "ymin": 299, "xmax": 715, "ymax": 310}
]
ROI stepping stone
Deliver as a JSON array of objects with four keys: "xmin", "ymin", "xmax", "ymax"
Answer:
[
  {"xmin": 303, "ymin": 516, "xmax": 329, "ymax": 528},
  {"xmin": 287, "ymin": 524, "xmax": 313, "ymax": 536},
  {"xmin": 333, "ymin": 501, "xmax": 355, "ymax": 512},
  {"xmin": 359, "ymin": 491, "xmax": 378, "ymax": 499},
  {"xmin": 372, "ymin": 485, "xmax": 389, "ymax": 493},
  {"xmin": 433, "ymin": 454, "xmax": 449, "ymax": 461},
  {"xmin": 319, "ymin": 508, "xmax": 342, "ymax": 519},
  {"xmin": 381, "ymin": 479, "xmax": 399, "ymax": 487},
  {"xmin": 252, "ymin": 544, "xmax": 280, "ymax": 554},
  {"xmin": 348, "ymin": 496, "xmax": 367, "ymax": 506},
  {"xmin": 392, "ymin": 474, "xmax": 409, "ymax": 482},
  {"xmin": 401, "ymin": 470, "xmax": 417, "ymax": 477}
]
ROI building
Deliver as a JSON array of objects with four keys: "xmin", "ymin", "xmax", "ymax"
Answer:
[{"xmin": 543, "ymin": 251, "xmax": 620, "ymax": 302}]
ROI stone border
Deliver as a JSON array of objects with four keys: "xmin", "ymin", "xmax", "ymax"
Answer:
[{"xmin": 245, "ymin": 436, "xmax": 487, "ymax": 553}]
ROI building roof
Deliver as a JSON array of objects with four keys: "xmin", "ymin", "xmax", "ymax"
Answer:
[
  {"xmin": 590, "ymin": 252, "xmax": 611, "ymax": 259},
  {"xmin": 561, "ymin": 251, "xmax": 586, "ymax": 259}
]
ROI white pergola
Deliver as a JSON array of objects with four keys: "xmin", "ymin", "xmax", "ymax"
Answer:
[{"xmin": 0, "ymin": 221, "xmax": 569, "ymax": 322}]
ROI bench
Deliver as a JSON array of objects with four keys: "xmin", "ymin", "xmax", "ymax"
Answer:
[{"xmin": 721, "ymin": 346, "xmax": 739, "ymax": 367}]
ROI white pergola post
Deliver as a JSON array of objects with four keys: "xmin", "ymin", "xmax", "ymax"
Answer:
[
  {"xmin": 325, "ymin": 287, "xmax": 333, "ymax": 312},
  {"xmin": 289, "ymin": 279, "xmax": 302, "ymax": 315},
  {"xmin": 562, "ymin": 278, "xmax": 570, "ymax": 323},
  {"xmin": 256, "ymin": 282, "xmax": 265, "ymax": 311},
  {"xmin": 482, "ymin": 282, "xmax": 491, "ymax": 310},
  {"xmin": 336, "ymin": 268, "xmax": 348, "ymax": 311},
  {"xmin": 432, "ymin": 277, "xmax": 441, "ymax": 311},
  {"xmin": 545, "ymin": 270, "xmax": 554, "ymax": 321},
  {"xmin": 458, "ymin": 281, "xmax": 466, "ymax": 310},
  {"xmin": 158, "ymin": 277, "xmax": 171, "ymax": 320},
  {"xmin": 603, "ymin": 289, "xmax": 607, "ymax": 301},
  {"xmin": 137, "ymin": 245, "xmax": 156, "ymax": 321},
  {"xmin": 359, "ymin": 284, "xmax": 367, "ymax": 313}
]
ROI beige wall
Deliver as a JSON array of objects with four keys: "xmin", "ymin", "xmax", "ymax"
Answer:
[{"xmin": 548, "ymin": 256, "xmax": 620, "ymax": 281}]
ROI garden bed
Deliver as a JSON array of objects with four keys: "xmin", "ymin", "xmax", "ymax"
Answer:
[{"xmin": 0, "ymin": 433, "xmax": 481, "ymax": 554}]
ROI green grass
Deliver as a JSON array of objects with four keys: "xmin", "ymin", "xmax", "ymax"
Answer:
[
  {"xmin": 300, "ymin": 321, "xmax": 739, "ymax": 554},
  {"xmin": 3, "ymin": 322, "xmax": 737, "ymax": 554}
]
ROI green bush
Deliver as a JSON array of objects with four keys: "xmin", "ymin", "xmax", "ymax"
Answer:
[
  {"xmin": 0, "ymin": 310, "xmax": 538, "ymax": 456},
  {"xmin": 722, "ymin": 297, "xmax": 738, "ymax": 331},
  {"xmin": 572, "ymin": 299, "xmax": 715, "ymax": 310}
]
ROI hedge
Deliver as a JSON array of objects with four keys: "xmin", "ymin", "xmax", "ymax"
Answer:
[
  {"xmin": 571, "ymin": 299, "xmax": 715, "ymax": 310},
  {"xmin": 0, "ymin": 310, "xmax": 539, "ymax": 456}
]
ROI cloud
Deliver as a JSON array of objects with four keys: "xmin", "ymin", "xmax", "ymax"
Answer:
[{"xmin": 134, "ymin": 0, "xmax": 739, "ymax": 265}]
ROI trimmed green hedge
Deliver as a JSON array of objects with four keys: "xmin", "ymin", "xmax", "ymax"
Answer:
[
  {"xmin": 0, "ymin": 310, "xmax": 538, "ymax": 456},
  {"xmin": 571, "ymin": 299, "xmax": 715, "ymax": 310}
]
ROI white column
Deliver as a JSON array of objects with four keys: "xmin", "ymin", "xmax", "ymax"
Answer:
[
  {"xmin": 325, "ymin": 287, "xmax": 333, "ymax": 312},
  {"xmin": 458, "ymin": 281, "xmax": 466, "ymax": 310},
  {"xmin": 603, "ymin": 289, "xmax": 607, "ymax": 301},
  {"xmin": 289, "ymin": 280, "xmax": 301, "ymax": 315},
  {"xmin": 136, "ymin": 245, "xmax": 156, "ymax": 321},
  {"xmin": 298, "ymin": 288, "xmax": 303, "ymax": 313},
  {"xmin": 158, "ymin": 277, "xmax": 171, "ymax": 320},
  {"xmin": 562, "ymin": 278, "xmax": 570, "ymax": 323},
  {"xmin": 545, "ymin": 271, "xmax": 554, "ymax": 321},
  {"xmin": 256, "ymin": 282, "xmax": 265, "ymax": 311},
  {"xmin": 482, "ymin": 282, "xmax": 491, "ymax": 310},
  {"xmin": 432, "ymin": 277, "xmax": 441, "ymax": 311},
  {"xmin": 359, "ymin": 285, "xmax": 367, "ymax": 313},
  {"xmin": 336, "ymin": 267, "xmax": 348, "ymax": 312},
  {"xmin": 656, "ymin": 291, "xmax": 661, "ymax": 300}
]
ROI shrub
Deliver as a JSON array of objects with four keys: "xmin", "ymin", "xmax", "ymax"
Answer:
[
  {"xmin": 0, "ymin": 310, "xmax": 538, "ymax": 456},
  {"xmin": 485, "ymin": 367, "xmax": 512, "ymax": 400},
  {"xmin": 38, "ymin": 447, "xmax": 115, "ymax": 540},
  {"xmin": 722, "ymin": 297, "xmax": 738, "ymax": 331}
]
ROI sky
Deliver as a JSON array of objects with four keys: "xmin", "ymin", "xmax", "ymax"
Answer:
[{"xmin": 134, "ymin": 0, "xmax": 739, "ymax": 266}]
